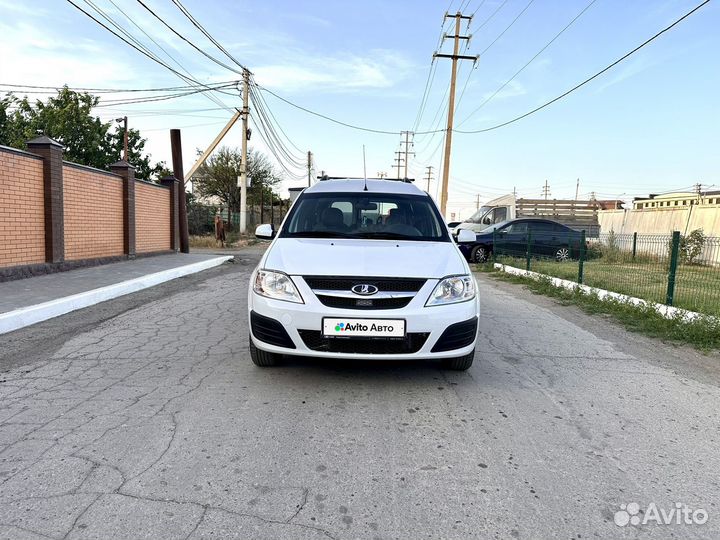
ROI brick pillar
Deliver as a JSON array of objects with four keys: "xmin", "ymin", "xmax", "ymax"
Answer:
[
  {"xmin": 110, "ymin": 160, "xmax": 136, "ymax": 258},
  {"xmin": 160, "ymin": 175, "xmax": 180, "ymax": 252},
  {"xmin": 27, "ymin": 136, "xmax": 65, "ymax": 263}
]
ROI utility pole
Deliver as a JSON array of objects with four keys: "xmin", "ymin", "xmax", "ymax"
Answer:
[
  {"xmin": 116, "ymin": 116, "xmax": 128, "ymax": 161},
  {"xmin": 575, "ymin": 178, "xmax": 580, "ymax": 201},
  {"xmin": 434, "ymin": 11, "xmax": 478, "ymax": 216},
  {"xmin": 392, "ymin": 147, "xmax": 404, "ymax": 179},
  {"xmin": 238, "ymin": 175, "xmax": 247, "ymax": 233},
  {"xmin": 476, "ymin": 193, "xmax": 481, "ymax": 210},
  {"xmin": 170, "ymin": 129, "xmax": 189, "ymax": 253},
  {"xmin": 239, "ymin": 68, "xmax": 250, "ymax": 233},
  {"xmin": 400, "ymin": 131, "xmax": 415, "ymax": 179},
  {"xmin": 695, "ymin": 182, "xmax": 703, "ymax": 204},
  {"xmin": 512, "ymin": 186, "xmax": 517, "ymax": 198},
  {"xmin": 377, "ymin": 171, "xmax": 387, "ymax": 179},
  {"xmin": 424, "ymin": 166, "xmax": 434, "ymax": 192},
  {"xmin": 307, "ymin": 151, "xmax": 313, "ymax": 187},
  {"xmin": 542, "ymin": 180, "xmax": 551, "ymax": 201}
]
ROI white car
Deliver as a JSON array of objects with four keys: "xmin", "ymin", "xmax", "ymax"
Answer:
[{"xmin": 248, "ymin": 178, "xmax": 480, "ymax": 370}]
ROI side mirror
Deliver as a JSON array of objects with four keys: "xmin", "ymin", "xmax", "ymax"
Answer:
[
  {"xmin": 457, "ymin": 229, "xmax": 476, "ymax": 243},
  {"xmin": 482, "ymin": 217, "xmax": 491, "ymax": 225},
  {"xmin": 255, "ymin": 223, "xmax": 275, "ymax": 240}
]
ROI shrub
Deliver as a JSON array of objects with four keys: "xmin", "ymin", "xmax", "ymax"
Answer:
[{"xmin": 670, "ymin": 229, "xmax": 706, "ymax": 265}]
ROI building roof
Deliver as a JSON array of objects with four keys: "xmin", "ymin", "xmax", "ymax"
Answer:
[{"xmin": 305, "ymin": 178, "xmax": 425, "ymax": 195}]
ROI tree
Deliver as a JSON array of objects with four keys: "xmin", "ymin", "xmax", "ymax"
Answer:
[
  {"xmin": 0, "ymin": 87, "xmax": 167, "ymax": 181},
  {"xmin": 194, "ymin": 146, "xmax": 281, "ymax": 219}
]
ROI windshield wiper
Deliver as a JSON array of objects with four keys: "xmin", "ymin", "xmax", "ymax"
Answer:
[
  {"xmin": 285, "ymin": 231, "xmax": 354, "ymax": 238},
  {"xmin": 356, "ymin": 232, "xmax": 419, "ymax": 240}
]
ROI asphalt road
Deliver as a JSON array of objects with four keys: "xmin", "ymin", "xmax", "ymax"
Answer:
[{"xmin": 1, "ymin": 246, "xmax": 719, "ymax": 540}]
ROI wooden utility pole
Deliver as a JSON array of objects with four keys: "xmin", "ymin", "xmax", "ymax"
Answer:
[
  {"xmin": 424, "ymin": 166, "xmax": 434, "ymax": 192},
  {"xmin": 307, "ymin": 151, "xmax": 313, "ymax": 187},
  {"xmin": 170, "ymin": 129, "xmax": 189, "ymax": 253},
  {"xmin": 476, "ymin": 193, "xmax": 481, "ymax": 210},
  {"xmin": 434, "ymin": 12, "xmax": 477, "ymax": 216},
  {"xmin": 185, "ymin": 112, "xmax": 241, "ymax": 184},
  {"xmin": 575, "ymin": 178, "xmax": 580, "ymax": 201},
  {"xmin": 400, "ymin": 131, "xmax": 415, "ymax": 179}
]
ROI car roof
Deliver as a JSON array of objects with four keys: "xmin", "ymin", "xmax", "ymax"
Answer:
[{"xmin": 304, "ymin": 179, "xmax": 426, "ymax": 196}]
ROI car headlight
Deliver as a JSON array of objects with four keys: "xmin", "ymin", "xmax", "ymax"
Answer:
[
  {"xmin": 426, "ymin": 275, "xmax": 476, "ymax": 306},
  {"xmin": 253, "ymin": 270, "xmax": 304, "ymax": 303}
]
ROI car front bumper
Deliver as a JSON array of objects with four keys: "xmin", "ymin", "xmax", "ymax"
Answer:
[{"xmin": 248, "ymin": 275, "xmax": 481, "ymax": 360}]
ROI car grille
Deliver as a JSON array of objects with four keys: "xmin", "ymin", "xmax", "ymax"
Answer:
[
  {"xmin": 298, "ymin": 330, "xmax": 430, "ymax": 354},
  {"xmin": 303, "ymin": 277, "xmax": 426, "ymax": 292},
  {"xmin": 315, "ymin": 295, "xmax": 412, "ymax": 310},
  {"xmin": 303, "ymin": 276, "xmax": 426, "ymax": 310},
  {"xmin": 431, "ymin": 317, "xmax": 478, "ymax": 352}
]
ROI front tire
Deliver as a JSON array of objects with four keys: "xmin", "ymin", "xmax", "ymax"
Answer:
[
  {"xmin": 470, "ymin": 245, "xmax": 489, "ymax": 263},
  {"xmin": 555, "ymin": 246, "xmax": 570, "ymax": 262},
  {"xmin": 249, "ymin": 337, "xmax": 282, "ymax": 367},
  {"xmin": 441, "ymin": 351, "xmax": 475, "ymax": 371}
]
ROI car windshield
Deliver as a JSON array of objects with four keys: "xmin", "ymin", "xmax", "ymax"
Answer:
[
  {"xmin": 280, "ymin": 192, "xmax": 450, "ymax": 242},
  {"xmin": 463, "ymin": 206, "xmax": 493, "ymax": 224}
]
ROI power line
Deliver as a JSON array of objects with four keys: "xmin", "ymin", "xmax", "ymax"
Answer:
[
  {"xmin": 478, "ymin": 0, "xmax": 536, "ymax": 58},
  {"xmin": 473, "ymin": 0, "xmax": 510, "ymax": 32},
  {"xmin": 0, "ymin": 81, "xmax": 238, "ymax": 93},
  {"xmin": 97, "ymin": 0, "xmax": 234, "ymax": 111},
  {"xmin": 456, "ymin": 0, "xmax": 710, "ymax": 134},
  {"xmin": 457, "ymin": 0, "xmax": 598, "ymax": 127},
  {"xmin": 64, "ymin": 0, "xmax": 237, "ymax": 111},
  {"xmin": 135, "ymin": 0, "xmax": 244, "ymax": 76},
  {"xmin": 257, "ymin": 84, "xmax": 400, "ymax": 135},
  {"xmin": 170, "ymin": 0, "xmax": 248, "ymax": 71}
]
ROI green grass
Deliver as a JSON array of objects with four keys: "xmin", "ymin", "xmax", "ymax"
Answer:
[
  {"xmin": 490, "ymin": 255, "xmax": 720, "ymax": 318},
  {"xmin": 484, "ymin": 269, "xmax": 720, "ymax": 351}
]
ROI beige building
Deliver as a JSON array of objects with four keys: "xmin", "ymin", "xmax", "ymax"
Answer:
[{"xmin": 633, "ymin": 190, "xmax": 720, "ymax": 210}]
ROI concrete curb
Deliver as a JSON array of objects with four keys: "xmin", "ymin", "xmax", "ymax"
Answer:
[
  {"xmin": 493, "ymin": 262, "xmax": 713, "ymax": 323},
  {"xmin": 0, "ymin": 256, "xmax": 233, "ymax": 335}
]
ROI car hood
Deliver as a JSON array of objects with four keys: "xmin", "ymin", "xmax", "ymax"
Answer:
[{"xmin": 263, "ymin": 238, "xmax": 467, "ymax": 278}]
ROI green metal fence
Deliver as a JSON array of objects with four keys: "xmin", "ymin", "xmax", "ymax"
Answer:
[{"xmin": 492, "ymin": 229, "xmax": 720, "ymax": 317}]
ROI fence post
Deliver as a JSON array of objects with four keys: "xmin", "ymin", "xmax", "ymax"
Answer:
[
  {"xmin": 27, "ymin": 136, "xmax": 65, "ymax": 263},
  {"xmin": 525, "ymin": 230, "xmax": 532, "ymax": 272},
  {"xmin": 492, "ymin": 228, "xmax": 497, "ymax": 265},
  {"xmin": 160, "ymin": 175, "xmax": 180, "ymax": 251},
  {"xmin": 578, "ymin": 230, "xmax": 586, "ymax": 284},
  {"xmin": 110, "ymin": 160, "xmax": 136, "ymax": 258},
  {"xmin": 632, "ymin": 232, "xmax": 638, "ymax": 261},
  {"xmin": 666, "ymin": 230, "xmax": 681, "ymax": 306}
]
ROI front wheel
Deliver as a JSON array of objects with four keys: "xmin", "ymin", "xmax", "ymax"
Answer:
[
  {"xmin": 470, "ymin": 245, "xmax": 489, "ymax": 263},
  {"xmin": 441, "ymin": 351, "xmax": 475, "ymax": 371},
  {"xmin": 249, "ymin": 337, "xmax": 282, "ymax": 367},
  {"xmin": 555, "ymin": 246, "xmax": 571, "ymax": 262}
]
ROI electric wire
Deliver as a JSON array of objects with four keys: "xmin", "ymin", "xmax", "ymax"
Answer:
[
  {"xmin": 64, "ymin": 0, "xmax": 236, "ymax": 111},
  {"xmin": 457, "ymin": 0, "xmax": 599, "ymax": 127},
  {"xmin": 135, "ymin": 0, "xmax": 245, "ymax": 76},
  {"xmin": 456, "ymin": 0, "xmax": 710, "ymax": 134}
]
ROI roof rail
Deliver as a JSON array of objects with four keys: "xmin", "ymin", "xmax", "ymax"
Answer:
[{"xmin": 316, "ymin": 175, "xmax": 415, "ymax": 183}]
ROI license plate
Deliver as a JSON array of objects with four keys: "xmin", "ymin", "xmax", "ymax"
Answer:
[{"xmin": 322, "ymin": 318, "xmax": 406, "ymax": 338}]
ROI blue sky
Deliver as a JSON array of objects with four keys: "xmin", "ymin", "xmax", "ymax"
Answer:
[{"xmin": 1, "ymin": 0, "xmax": 717, "ymax": 219}]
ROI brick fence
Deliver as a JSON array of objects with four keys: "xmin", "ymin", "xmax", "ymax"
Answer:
[{"xmin": 0, "ymin": 136, "xmax": 180, "ymax": 281}]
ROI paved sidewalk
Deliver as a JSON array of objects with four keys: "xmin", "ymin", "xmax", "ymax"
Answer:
[{"xmin": 0, "ymin": 253, "xmax": 233, "ymax": 334}]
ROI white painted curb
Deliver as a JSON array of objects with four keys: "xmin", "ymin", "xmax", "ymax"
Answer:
[
  {"xmin": 493, "ymin": 262, "xmax": 713, "ymax": 323},
  {"xmin": 0, "ymin": 256, "xmax": 233, "ymax": 335}
]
